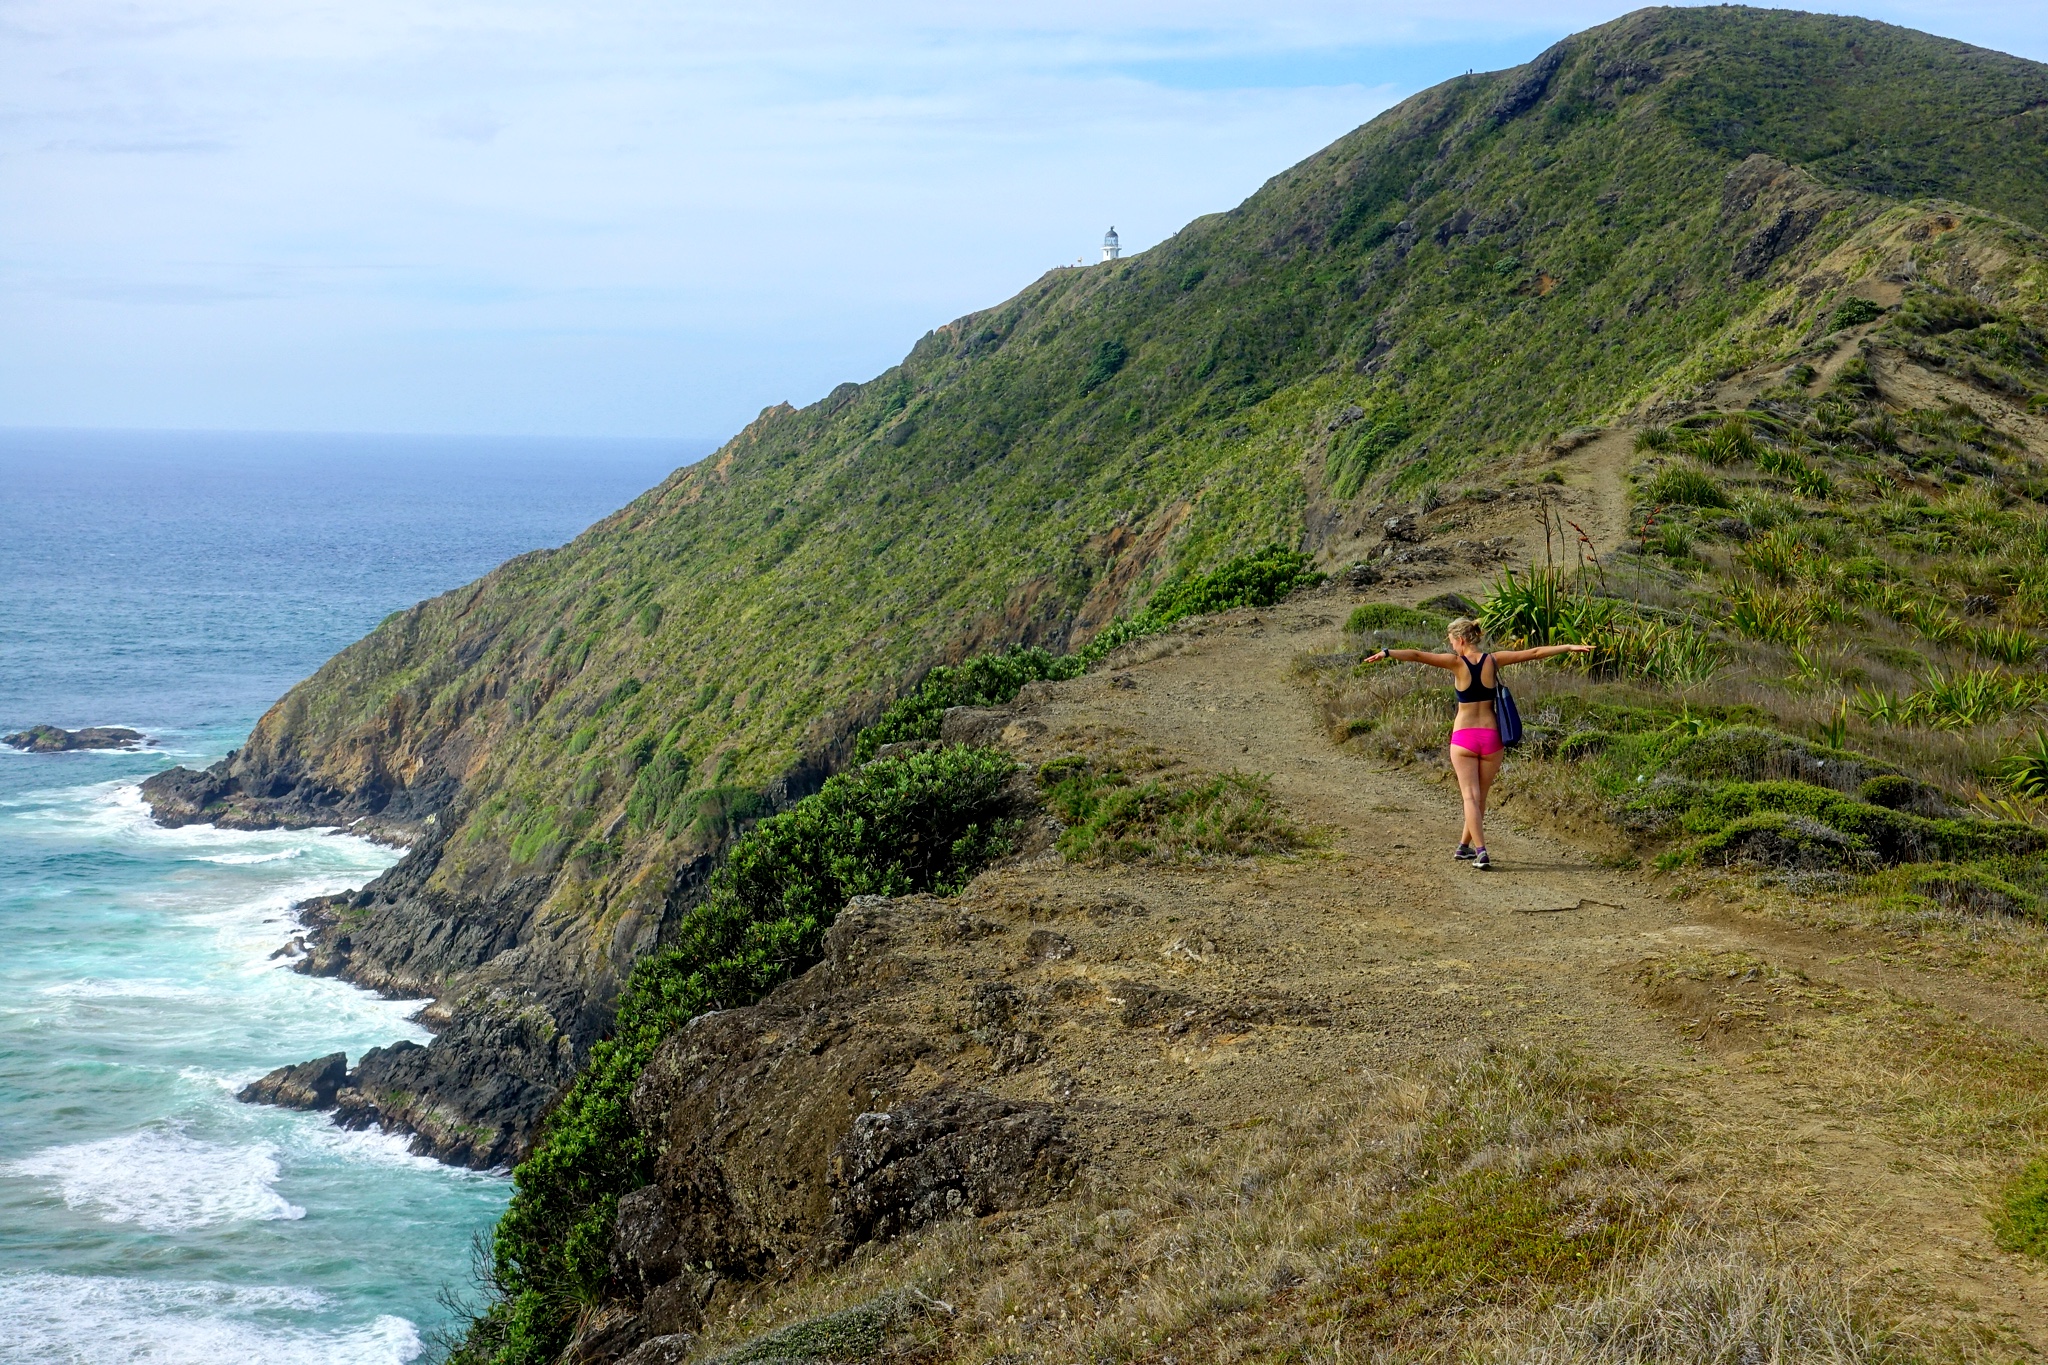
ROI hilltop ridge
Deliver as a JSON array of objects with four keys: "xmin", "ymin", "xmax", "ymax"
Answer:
[{"xmin": 146, "ymin": 4, "xmax": 2048, "ymax": 1179}]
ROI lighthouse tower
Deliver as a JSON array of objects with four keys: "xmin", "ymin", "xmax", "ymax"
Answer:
[{"xmin": 1101, "ymin": 227, "xmax": 1121, "ymax": 263}]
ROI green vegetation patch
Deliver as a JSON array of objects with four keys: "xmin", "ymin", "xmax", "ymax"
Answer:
[
  {"xmin": 854, "ymin": 646, "xmax": 1081, "ymax": 761},
  {"xmin": 1346, "ymin": 602, "xmax": 1448, "ymax": 637},
  {"xmin": 1644, "ymin": 463, "xmax": 1731, "ymax": 509},
  {"xmin": 1995, "ymin": 1156, "xmax": 2048, "ymax": 1261},
  {"xmin": 459, "ymin": 745, "xmax": 1022, "ymax": 1365},
  {"xmin": 1039, "ymin": 755, "xmax": 1316, "ymax": 864},
  {"xmin": 1082, "ymin": 545, "xmax": 1325, "ymax": 664}
]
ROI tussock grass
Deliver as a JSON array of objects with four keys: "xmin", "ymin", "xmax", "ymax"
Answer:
[
  {"xmin": 1038, "ymin": 753, "xmax": 1318, "ymax": 864},
  {"xmin": 1487, "ymin": 1241, "xmax": 1922, "ymax": 1365}
]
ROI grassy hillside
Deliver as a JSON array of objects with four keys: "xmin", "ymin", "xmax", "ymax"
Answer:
[{"xmin": 209, "ymin": 8, "xmax": 2047, "ymax": 920}]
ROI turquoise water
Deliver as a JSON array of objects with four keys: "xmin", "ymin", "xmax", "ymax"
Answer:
[{"xmin": 0, "ymin": 429, "xmax": 702, "ymax": 1363}]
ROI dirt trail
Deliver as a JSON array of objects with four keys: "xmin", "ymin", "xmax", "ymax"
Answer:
[{"xmin": 990, "ymin": 598, "xmax": 2048, "ymax": 1348}]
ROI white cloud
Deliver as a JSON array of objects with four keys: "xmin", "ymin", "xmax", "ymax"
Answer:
[{"xmin": 1, "ymin": 1, "xmax": 2041, "ymax": 436}]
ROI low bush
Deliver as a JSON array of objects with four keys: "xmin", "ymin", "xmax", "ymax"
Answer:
[
  {"xmin": 1636, "ymin": 778, "xmax": 2043, "ymax": 867},
  {"xmin": 1644, "ymin": 463, "xmax": 1730, "ymax": 509},
  {"xmin": 1039, "ymin": 756, "xmax": 1315, "ymax": 863},
  {"xmin": 855, "ymin": 646, "xmax": 1082, "ymax": 760},
  {"xmin": 1726, "ymin": 585, "xmax": 1812, "ymax": 645},
  {"xmin": 1480, "ymin": 567, "xmax": 1616, "ymax": 646},
  {"xmin": 2002, "ymin": 733, "xmax": 2048, "ymax": 799},
  {"xmin": 1899, "ymin": 291, "xmax": 1997, "ymax": 336},
  {"xmin": 1856, "ymin": 669, "xmax": 2048, "ymax": 729},
  {"xmin": 624, "ymin": 747, "xmax": 693, "ymax": 834},
  {"xmin": 1080, "ymin": 545, "xmax": 1324, "ymax": 664},
  {"xmin": 462, "ymin": 745, "xmax": 1023, "ymax": 1365},
  {"xmin": 1831, "ymin": 297, "xmax": 1885, "ymax": 330},
  {"xmin": 1908, "ymin": 869, "xmax": 2038, "ymax": 919}
]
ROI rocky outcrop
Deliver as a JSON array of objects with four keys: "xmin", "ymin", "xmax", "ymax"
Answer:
[
  {"xmin": 139, "ymin": 747, "xmax": 453, "ymax": 842},
  {"xmin": 232, "ymin": 830, "xmax": 714, "ymax": 1167},
  {"xmin": 563, "ymin": 896, "xmax": 1082, "ymax": 1363},
  {"xmin": 238, "ymin": 1052, "xmax": 347, "ymax": 1108},
  {"xmin": 826, "ymin": 1087, "xmax": 1078, "ymax": 1253},
  {"xmin": 5, "ymin": 725, "xmax": 145, "ymax": 752},
  {"xmin": 233, "ymin": 1008, "xmax": 578, "ymax": 1168}
]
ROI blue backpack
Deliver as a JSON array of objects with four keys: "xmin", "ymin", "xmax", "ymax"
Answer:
[{"xmin": 1494, "ymin": 677, "xmax": 1524, "ymax": 747}]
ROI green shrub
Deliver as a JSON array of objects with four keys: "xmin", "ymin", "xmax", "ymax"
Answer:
[
  {"xmin": 1644, "ymin": 463, "xmax": 1730, "ymax": 508},
  {"xmin": 1831, "ymin": 297, "xmax": 1884, "ymax": 330},
  {"xmin": 1739, "ymin": 531, "xmax": 1803, "ymax": 584},
  {"xmin": 854, "ymin": 646, "xmax": 1082, "ymax": 761},
  {"xmin": 1640, "ymin": 778, "xmax": 2043, "ymax": 866},
  {"xmin": 1727, "ymin": 585, "xmax": 1812, "ymax": 645},
  {"xmin": 1634, "ymin": 427, "xmax": 1675, "ymax": 453},
  {"xmin": 468, "ymin": 746, "xmax": 1022, "ymax": 1365},
  {"xmin": 1908, "ymin": 869, "xmax": 2038, "ymax": 919},
  {"xmin": 1857, "ymin": 669, "xmax": 2048, "ymax": 729},
  {"xmin": 1969, "ymin": 625, "xmax": 2037, "ymax": 666},
  {"xmin": 1146, "ymin": 545, "xmax": 1325, "ymax": 622},
  {"xmin": 1995, "ymin": 1156, "xmax": 2048, "ymax": 1260},
  {"xmin": 1694, "ymin": 418, "xmax": 1761, "ymax": 466},
  {"xmin": 680, "ymin": 784, "xmax": 772, "ymax": 840},
  {"xmin": 624, "ymin": 748, "xmax": 693, "ymax": 834},
  {"xmin": 1329, "ymin": 407, "xmax": 1412, "ymax": 497},
  {"xmin": 1479, "ymin": 567, "xmax": 1614, "ymax": 646},
  {"xmin": 1858, "ymin": 774, "xmax": 1920, "ymax": 809},
  {"xmin": 1081, "ymin": 338, "xmax": 1129, "ymax": 392},
  {"xmin": 2001, "ymin": 733, "xmax": 2048, "ymax": 799},
  {"xmin": 1900, "ymin": 292, "xmax": 1997, "ymax": 336},
  {"xmin": 598, "ymin": 678, "xmax": 642, "ymax": 715},
  {"xmin": 1346, "ymin": 603, "xmax": 1447, "ymax": 635},
  {"xmin": 1079, "ymin": 545, "xmax": 1324, "ymax": 664}
]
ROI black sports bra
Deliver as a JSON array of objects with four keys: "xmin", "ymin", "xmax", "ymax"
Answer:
[{"xmin": 1453, "ymin": 652, "xmax": 1497, "ymax": 703}]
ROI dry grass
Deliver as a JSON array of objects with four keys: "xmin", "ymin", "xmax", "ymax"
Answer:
[
  {"xmin": 686, "ymin": 1048, "xmax": 1681, "ymax": 1365},
  {"xmin": 1484, "ymin": 1239, "xmax": 1923, "ymax": 1364}
]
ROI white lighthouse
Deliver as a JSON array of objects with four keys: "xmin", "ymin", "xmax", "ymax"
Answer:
[{"xmin": 1101, "ymin": 226, "xmax": 1121, "ymax": 262}]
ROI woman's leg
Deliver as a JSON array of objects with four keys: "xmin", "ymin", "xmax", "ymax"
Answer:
[
  {"xmin": 1449, "ymin": 745, "xmax": 1483, "ymax": 847},
  {"xmin": 1470, "ymin": 749, "xmax": 1505, "ymax": 850}
]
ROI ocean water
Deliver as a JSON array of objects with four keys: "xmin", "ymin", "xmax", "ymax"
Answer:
[{"xmin": 0, "ymin": 429, "xmax": 705, "ymax": 1364}]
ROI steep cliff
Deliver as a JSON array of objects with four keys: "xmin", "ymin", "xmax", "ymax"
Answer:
[{"xmin": 151, "ymin": 5, "xmax": 2048, "ymax": 1167}]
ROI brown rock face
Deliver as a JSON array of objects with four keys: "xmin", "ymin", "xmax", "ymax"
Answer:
[
  {"xmin": 581, "ymin": 897, "xmax": 1080, "ymax": 1361},
  {"xmin": 237, "ymin": 1052, "xmax": 348, "ymax": 1109},
  {"xmin": 825, "ymin": 1087, "xmax": 1077, "ymax": 1253}
]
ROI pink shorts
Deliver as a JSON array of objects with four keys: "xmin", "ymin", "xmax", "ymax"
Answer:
[{"xmin": 1450, "ymin": 727, "xmax": 1504, "ymax": 757}]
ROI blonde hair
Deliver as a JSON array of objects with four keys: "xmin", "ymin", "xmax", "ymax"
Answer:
[{"xmin": 1447, "ymin": 617, "xmax": 1484, "ymax": 646}]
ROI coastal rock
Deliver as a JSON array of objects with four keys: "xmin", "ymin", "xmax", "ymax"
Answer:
[
  {"xmin": 825, "ymin": 1087, "xmax": 1078, "ymax": 1253},
  {"xmin": 4, "ymin": 725, "xmax": 145, "ymax": 752},
  {"xmin": 612, "ymin": 900, "xmax": 1081, "ymax": 1296},
  {"xmin": 238, "ymin": 1052, "xmax": 348, "ymax": 1109},
  {"xmin": 138, "ymin": 750, "xmax": 452, "ymax": 839}
]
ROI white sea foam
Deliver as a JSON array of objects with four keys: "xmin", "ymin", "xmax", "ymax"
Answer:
[
  {"xmin": 41, "ymin": 977, "xmax": 209, "ymax": 1001},
  {"xmin": 0, "ymin": 1275, "xmax": 422, "ymax": 1365},
  {"xmin": 7, "ymin": 1126, "xmax": 306, "ymax": 1231},
  {"xmin": 288, "ymin": 1118, "xmax": 448, "ymax": 1173},
  {"xmin": 193, "ymin": 846, "xmax": 309, "ymax": 865}
]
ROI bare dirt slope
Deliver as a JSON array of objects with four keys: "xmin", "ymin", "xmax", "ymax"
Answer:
[{"xmin": 939, "ymin": 591, "xmax": 2048, "ymax": 1352}]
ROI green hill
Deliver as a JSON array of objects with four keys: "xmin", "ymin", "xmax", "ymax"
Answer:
[{"xmin": 147, "ymin": 0, "xmax": 2048, "ymax": 1197}]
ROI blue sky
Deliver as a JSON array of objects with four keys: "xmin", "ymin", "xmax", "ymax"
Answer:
[{"xmin": 3, "ymin": 2, "xmax": 2043, "ymax": 440}]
